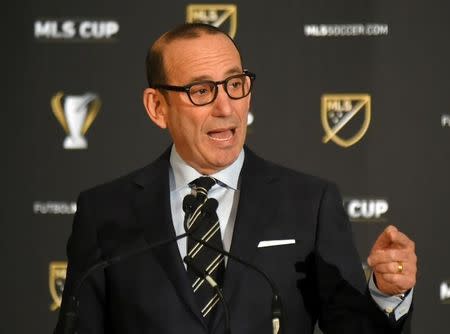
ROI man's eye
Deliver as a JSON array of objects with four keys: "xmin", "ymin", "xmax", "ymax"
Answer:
[
  {"xmin": 191, "ymin": 85, "xmax": 211, "ymax": 96},
  {"xmin": 228, "ymin": 80, "xmax": 243, "ymax": 89}
]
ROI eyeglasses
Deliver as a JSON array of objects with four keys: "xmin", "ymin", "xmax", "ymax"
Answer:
[{"xmin": 152, "ymin": 70, "xmax": 256, "ymax": 106}]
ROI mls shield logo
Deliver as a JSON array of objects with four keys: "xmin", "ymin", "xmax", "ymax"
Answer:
[
  {"xmin": 186, "ymin": 4, "xmax": 238, "ymax": 38},
  {"xmin": 51, "ymin": 91, "xmax": 101, "ymax": 149},
  {"xmin": 321, "ymin": 94, "xmax": 371, "ymax": 147},
  {"xmin": 49, "ymin": 261, "xmax": 67, "ymax": 311}
]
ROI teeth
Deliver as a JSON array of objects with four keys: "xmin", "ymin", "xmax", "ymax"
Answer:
[
  {"xmin": 208, "ymin": 129, "xmax": 234, "ymax": 141},
  {"xmin": 208, "ymin": 134, "xmax": 232, "ymax": 141}
]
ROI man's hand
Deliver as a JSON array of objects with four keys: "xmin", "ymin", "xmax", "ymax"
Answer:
[{"xmin": 367, "ymin": 225, "xmax": 417, "ymax": 295}]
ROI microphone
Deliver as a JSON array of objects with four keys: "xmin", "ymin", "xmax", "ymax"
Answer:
[
  {"xmin": 183, "ymin": 256, "xmax": 231, "ymax": 334},
  {"xmin": 183, "ymin": 195, "xmax": 218, "ymax": 216},
  {"xmin": 183, "ymin": 200, "xmax": 283, "ymax": 334},
  {"xmin": 183, "ymin": 196, "xmax": 218, "ymax": 230},
  {"xmin": 60, "ymin": 230, "xmax": 190, "ymax": 334}
]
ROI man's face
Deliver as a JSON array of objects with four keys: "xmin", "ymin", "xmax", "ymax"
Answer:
[{"xmin": 156, "ymin": 33, "xmax": 250, "ymax": 174}]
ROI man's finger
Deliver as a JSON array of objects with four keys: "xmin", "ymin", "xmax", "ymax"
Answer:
[
  {"xmin": 367, "ymin": 249, "xmax": 410, "ymax": 266},
  {"xmin": 371, "ymin": 225, "xmax": 398, "ymax": 250},
  {"xmin": 373, "ymin": 262, "xmax": 408, "ymax": 274},
  {"xmin": 377, "ymin": 273, "xmax": 416, "ymax": 291},
  {"xmin": 390, "ymin": 230, "xmax": 415, "ymax": 250}
]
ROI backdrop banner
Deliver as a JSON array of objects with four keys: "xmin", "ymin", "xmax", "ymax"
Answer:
[{"xmin": 4, "ymin": 1, "xmax": 449, "ymax": 333}]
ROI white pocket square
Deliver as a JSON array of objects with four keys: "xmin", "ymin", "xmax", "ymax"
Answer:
[{"xmin": 257, "ymin": 239, "xmax": 296, "ymax": 248}]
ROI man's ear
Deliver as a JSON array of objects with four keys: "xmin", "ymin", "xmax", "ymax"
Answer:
[
  {"xmin": 247, "ymin": 93, "xmax": 252, "ymax": 110},
  {"xmin": 143, "ymin": 88, "xmax": 168, "ymax": 129}
]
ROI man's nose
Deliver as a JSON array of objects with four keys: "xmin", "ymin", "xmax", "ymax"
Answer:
[{"xmin": 211, "ymin": 84, "xmax": 233, "ymax": 116}]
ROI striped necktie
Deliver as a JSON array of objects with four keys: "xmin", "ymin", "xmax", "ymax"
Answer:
[{"xmin": 184, "ymin": 176, "xmax": 225, "ymax": 321}]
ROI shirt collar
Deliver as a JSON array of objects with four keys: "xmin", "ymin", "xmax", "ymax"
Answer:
[{"xmin": 169, "ymin": 145, "xmax": 244, "ymax": 191}]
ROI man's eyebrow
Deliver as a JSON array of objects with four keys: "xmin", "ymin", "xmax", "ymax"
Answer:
[
  {"xmin": 188, "ymin": 67, "xmax": 243, "ymax": 83},
  {"xmin": 224, "ymin": 66, "xmax": 243, "ymax": 76}
]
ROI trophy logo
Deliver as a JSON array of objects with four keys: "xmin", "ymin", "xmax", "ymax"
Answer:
[
  {"xmin": 49, "ymin": 261, "xmax": 67, "ymax": 311},
  {"xmin": 441, "ymin": 280, "xmax": 450, "ymax": 304},
  {"xmin": 246, "ymin": 111, "xmax": 255, "ymax": 134},
  {"xmin": 186, "ymin": 4, "xmax": 238, "ymax": 38},
  {"xmin": 51, "ymin": 92, "xmax": 101, "ymax": 149},
  {"xmin": 321, "ymin": 94, "xmax": 371, "ymax": 147},
  {"xmin": 442, "ymin": 114, "xmax": 450, "ymax": 127},
  {"xmin": 247, "ymin": 111, "xmax": 254, "ymax": 126}
]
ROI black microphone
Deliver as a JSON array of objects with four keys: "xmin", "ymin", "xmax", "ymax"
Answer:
[
  {"xmin": 183, "ymin": 255, "xmax": 231, "ymax": 334},
  {"xmin": 183, "ymin": 196, "xmax": 218, "ymax": 223},
  {"xmin": 183, "ymin": 194, "xmax": 198, "ymax": 212},
  {"xmin": 60, "ymin": 230, "xmax": 190, "ymax": 334},
  {"xmin": 183, "ymin": 200, "xmax": 283, "ymax": 334}
]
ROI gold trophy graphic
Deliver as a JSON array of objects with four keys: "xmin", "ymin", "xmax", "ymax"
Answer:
[{"xmin": 51, "ymin": 92, "xmax": 101, "ymax": 149}]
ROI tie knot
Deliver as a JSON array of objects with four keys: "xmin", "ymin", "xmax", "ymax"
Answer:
[{"xmin": 189, "ymin": 176, "xmax": 216, "ymax": 198}]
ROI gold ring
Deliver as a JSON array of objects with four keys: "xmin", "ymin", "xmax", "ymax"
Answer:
[{"xmin": 397, "ymin": 262, "xmax": 403, "ymax": 274}]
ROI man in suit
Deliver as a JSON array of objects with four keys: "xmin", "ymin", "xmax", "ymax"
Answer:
[{"xmin": 55, "ymin": 23, "xmax": 417, "ymax": 333}]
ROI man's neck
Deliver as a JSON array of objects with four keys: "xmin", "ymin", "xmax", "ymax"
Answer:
[{"xmin": 169, "ymin": 145, "xmax": 244, "ymax": 190}]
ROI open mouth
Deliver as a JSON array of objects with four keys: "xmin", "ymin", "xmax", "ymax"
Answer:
[{"xmin": 207, "ymin": 128, "xmax": 236, "ymax": 141}]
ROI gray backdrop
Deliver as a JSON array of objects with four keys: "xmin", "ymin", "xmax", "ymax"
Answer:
[{"xmin": 4, "ymin": 0, "xmax": 450, "ymax": 333}]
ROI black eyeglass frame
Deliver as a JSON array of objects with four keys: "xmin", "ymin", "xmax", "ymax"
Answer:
[{"xmin": 151, "ymin": 70, "xmax": 256, "ymax": 106}]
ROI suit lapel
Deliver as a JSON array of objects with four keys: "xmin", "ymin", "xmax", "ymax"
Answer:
[
  {"xmin": 211, "ymin": 148, "xmax": 280, "ymax": 332},
  {"xmin": 132, "ymin": 150, "xmax": 207, "ymax": 329}
]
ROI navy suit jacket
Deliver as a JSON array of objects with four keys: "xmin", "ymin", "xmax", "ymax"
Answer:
[{"xmin": 55, "ymin": 147, "xmax": 410, "ymax": 333}]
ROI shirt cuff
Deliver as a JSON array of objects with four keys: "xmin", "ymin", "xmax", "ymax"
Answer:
[{"xmin": 368, "ymin": 273, "xmax": 413, "ymax": 321}]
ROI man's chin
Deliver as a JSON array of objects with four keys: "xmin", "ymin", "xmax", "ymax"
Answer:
[{"xmin": 200, "ymin": 148, "xmax": 242, "ymax": 174}]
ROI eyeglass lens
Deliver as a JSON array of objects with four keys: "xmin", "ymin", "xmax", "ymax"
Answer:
[{"xmin": 188, "ymin": 74, "xmax": 251, "ymax": 105}]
